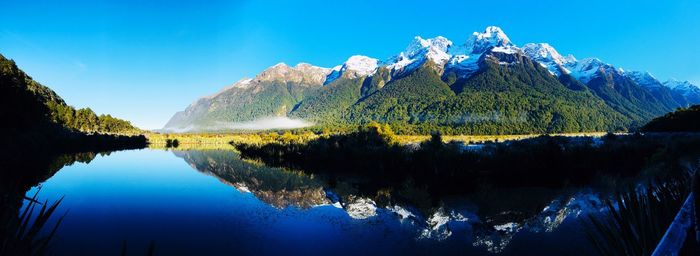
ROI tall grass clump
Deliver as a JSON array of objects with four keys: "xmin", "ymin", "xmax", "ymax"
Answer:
[
  {"xmin": 585, "ymin": 176, "xmax": 691, "ymax": 256},
  {"xmin": 1, "ymin": 189, "xmax": 65, "ymax": 256}
]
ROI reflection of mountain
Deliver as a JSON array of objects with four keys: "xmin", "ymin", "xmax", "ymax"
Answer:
[
  {"xmin": 173, "ymin": 150, "xmax": 330, "ymax": 208},
  {"xmin": 174, "ymin": 150, "xmax": 610, "ymax": 253}
]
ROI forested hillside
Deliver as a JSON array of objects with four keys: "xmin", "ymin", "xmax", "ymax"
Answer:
[
  {"xmin": 641, "ymin": 105, "xmax": 700, "ymax": 132},
  {"xmin": 163, "ymin": 26, "xmax": 700, "ymax": 134},
  {"xmin": 0, "ymin": 54, "xmax": 140, "ymax": 135}
]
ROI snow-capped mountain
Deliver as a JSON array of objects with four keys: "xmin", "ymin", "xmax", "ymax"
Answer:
[
  {"xmin": 665, "ymin": 79, "xmax": 700, "ymax": 94},
  {"xmin": 164, "ymin": 25, "xmax": 700, "ymax": 132},
  {"xmin": 462, "ymin": 26, "xmax": 514, "ymax": 55},
  {"xmin": 563, "ymin": 58, "xmax": 624, "ymax": 83},
  {"xmin": 384, "ymin": 36, "xmax": 452, "ymax": 75},
  {"xmin": 664, "ymin": 79, "xmax": 700, "ymax": 103},
  {"xmin": 627, "ymin": 71, "xmax": 662, "ymax": 88},
  {"xmin": 521, "ymin": 43, "xmax": 576, "ymax": 76},
  {"xmin": 325, "ymin": 55, "xmax": 379, "ymax": 84},
  {"xmin": 443, "ymin": 26, "xmax": 519, "ymax": 79}
]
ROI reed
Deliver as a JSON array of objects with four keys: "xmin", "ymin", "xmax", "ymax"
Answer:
[
  {"xmin": 1, "ymin": 189, "xmax": 65, "ymax": 256},
  {"xmin": 585, "ymin": 176, "xmax": 690, "ymax": 256}
]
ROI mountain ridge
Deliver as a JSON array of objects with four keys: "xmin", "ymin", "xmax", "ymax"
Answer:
[{"xmin": 163, "ymin": 26, "xmax": 700, "ymax": 134}]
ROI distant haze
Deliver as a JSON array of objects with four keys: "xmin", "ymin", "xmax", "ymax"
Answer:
[{"xmin": 162, "ymin": 117, "xmax": 313, "ymax": 133}]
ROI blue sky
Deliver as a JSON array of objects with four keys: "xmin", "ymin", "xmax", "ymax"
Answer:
[{"xmin": 2, "ymin": 0, "xmax": 699, "ymax": 129}]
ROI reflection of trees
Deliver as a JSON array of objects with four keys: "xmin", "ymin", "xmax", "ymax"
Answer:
[
  {"xmin": 0, "ymin": 150, "xmax": 104, "ymax": 255},
  {"xmin": 173, "ymin": 150, "xmax": 330, "ymax": 208}
]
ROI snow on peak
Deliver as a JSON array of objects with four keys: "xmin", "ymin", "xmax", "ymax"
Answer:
[
  {"xmin": 564, "ymin": 57, "xmax": 620, "ymax": 83},
  {"xmin": 325, "ymin": 55, "xmax": 378, "ymax": 84},
  {"xmin": 663, "ymin": 79, "xmax": 700, "ymax": 98},
  {"xmin": 340, "ymin": 55, "xmax": 379, "ymax": 77},
  {"xmin": 443, "ymin": 26, "xmax": 519, "ymax": 79},
  {"xmin": 664, "ymin": 79, "xmax": 700, "ymax": 96},
  {"xmin": 626, "ymin": 71, "xmax": 662, "ymax": 88},
  {"xmin": 344, "ymin": 55, "xmax": 379, "ymax": 76},
  {"xmin": 522, "ymin": 43, "xmax": 575, "ymax": 76},
  {"xmin": 464, "ymin": 26, "xmax": 514, "ymax": 54},
  {"xmin": 385, "ymin": 36, "xmax": 453, "ymax": 72}
]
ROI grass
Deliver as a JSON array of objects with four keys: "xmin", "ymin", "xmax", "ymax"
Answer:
[
  {"xmin": 395, "ymin": 132, "xmax": 611, "ymax": 144},
  {"xmin": 147, "ymin": 131, "xmax": 613, "ymax": 148},
  {"xmin": 1, "ymin": 189, "xmax": 65, "ymax": 256},
  {"xmin": 585, "ymin": 176, "xmax": 691, "ymax": 256},
  {"xmin": 146, "ymin": 132, "xmax": 319, "ymax": 147}
]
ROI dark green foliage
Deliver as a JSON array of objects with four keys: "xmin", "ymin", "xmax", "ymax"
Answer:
[
  {"xmin": 46, "ymin": 102, "xmax": 139, "ymax": 134},
  {"xmin": 167, "ymin": 80, "xmax": 321, "ymax": 129},
  {"xmin": 235, "ymin": 124, "xmax": 700, "ymax": 203},
  {"xmin": 425, "ymin": 57, "xmax": 629, "ymax": 134},
  {"xmin": 584, "ymin": 72, "xmax": 670, "ymax": 126},
  {"xmin": 290, "ymin": 77, "xmax": 365, "ymax": 122},
  {"xmin": 346, "ymin": 63, "xmax": 455, "ymax": 125},
  {"xmin": 165, "ymin": 139, "xmax": 180, "ymax": 148},
  {"xmin": 207, "ymin": 81, "xmax": 307, "ymax": 122},
  {"xmin": 641, "ymin": 105, "xmax": 700, "ymax": 132},
  {"xmin": 0, "ymin": 53, "xmax": 139, "ymax": 135}
]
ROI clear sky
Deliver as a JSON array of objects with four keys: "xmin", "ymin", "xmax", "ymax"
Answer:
[{"xmin": 2, "ymin": 0, "xmax": 699, "ymax": 129}]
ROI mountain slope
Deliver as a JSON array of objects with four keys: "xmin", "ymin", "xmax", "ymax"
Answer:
[
  {"xmin": 346, "ymin": 62, "xmax": 455, "ymax": 128},
  {"xmin": 165, "ymin": 63, "xmax": 327, "ymax": 131},
  {"xmin": 626, "ymin": 71, "xmax": 684, "ymax": 110},
  {"xmin": 664, "ymin": 79, "xmax": 700, "ymax": 105},
  {"xmin": 426, "ymin": 50, "xmax": 628, "ymax": 134},
  {"xmin": 164, "ymin": 26, "xmax": 698, "ymax": 134}
]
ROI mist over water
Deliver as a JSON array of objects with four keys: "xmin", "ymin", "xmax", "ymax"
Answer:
[{"xmin": 164, "ymin": 117, "xmax": 313, "ymax": 133}]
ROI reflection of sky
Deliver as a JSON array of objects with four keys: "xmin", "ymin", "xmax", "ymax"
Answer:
[
  {"xmin": 26, "ymin": 150, "xmax": 425, "ymax": 255},
  {"xmin": 26, "ymin": 149, "xmax": 596, "ymax": 255}
]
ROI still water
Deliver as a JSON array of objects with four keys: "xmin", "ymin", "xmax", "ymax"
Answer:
[{"xmin": 27, "ymin": 149, "xmax": 604, "ymax": 255}]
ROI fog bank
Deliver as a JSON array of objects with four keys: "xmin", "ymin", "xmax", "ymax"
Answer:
[{"xmin": 163, "ymin": 117, "xmax": 313, "ymax": 133}]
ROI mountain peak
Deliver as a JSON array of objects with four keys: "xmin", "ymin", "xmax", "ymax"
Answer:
[
  {"xmin": 664, "ymin": 79, "xmax": 699, "ymax": 89},
  {"xmin": 627, "ymin": 70, "xmax": 656, "ymax": 80},
  {"xmin": 325, "ymin": 55, "xmax": 379, "ymax": 84},
  {"xmin": 564, "ymin": 57, "xmax": 625, "ymax": 83},
  {"xmin": 343, "ymin": 55, "xmax": 379, "ymax": 76},
  {"xmin": 256, "ymin": 62, "xmax": 329, "ymax": 85},
  {"xmin": 271, "ymin": 62, "xmax": 289, "ymax": 68},
  {"xmin": 465, "ymin": 26, "xmax": 513, "ymax": 54},
  {"xmin": 626, "ymin": 71, "xmax": 662, "ymax": 88},
  {"xmin": 385, "ymin": 36, "xmax": 453, "ymax": 73},
  {"xmin": 522, "ymin": 43, "xmax": 576, "ymax": 75}
]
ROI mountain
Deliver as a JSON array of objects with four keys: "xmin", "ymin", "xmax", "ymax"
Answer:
[
  {"xmin": 164, "ymin": 26, "xmax": 700, "ymax": 134},
  {"xmin": 520, "ymin": 44, "xmax": 687, "ymax": 125},
  {"xmin": 641, "ymin": 105, "xmax": 700, "ymax": 132},
  {"xmin": 625, "ymin": 71, "xmax": 685, "ymax": 110},
  {"xmin": 164, "ymin": 63, "xmax": 329, "ymax": 131},
  {"xmin": 0, "ymin": 53, "xmax": 140, "ymax": 137},
  {"xmin": 664, "ymin": 79, "xmax": 700, "ymax": 105}
]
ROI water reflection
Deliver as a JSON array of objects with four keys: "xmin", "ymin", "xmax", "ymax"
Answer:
[
  {"xmin": 1, "ymin": 148, "xmax": 628, "ymax": 255},
  {"xmin": 172, "ymin": 149, "xmax": 607, "ymax": 254},
  {"xmin": 173, "ymin": 150, "xmax": 329, "ymax": 209}
]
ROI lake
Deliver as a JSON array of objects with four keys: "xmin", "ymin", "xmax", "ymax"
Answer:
[{"xmin": 23, "ymin": 148, "xmax": 609, "ymax": 255}]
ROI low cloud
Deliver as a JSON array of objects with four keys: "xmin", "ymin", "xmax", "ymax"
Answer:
[
  {"xmin": 164, "ymin": 117, "xmax": 313, "ymax": 133},
  {"xmin": 212, "ymin": 117, "xmax": 313, "ymax": 130}
]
